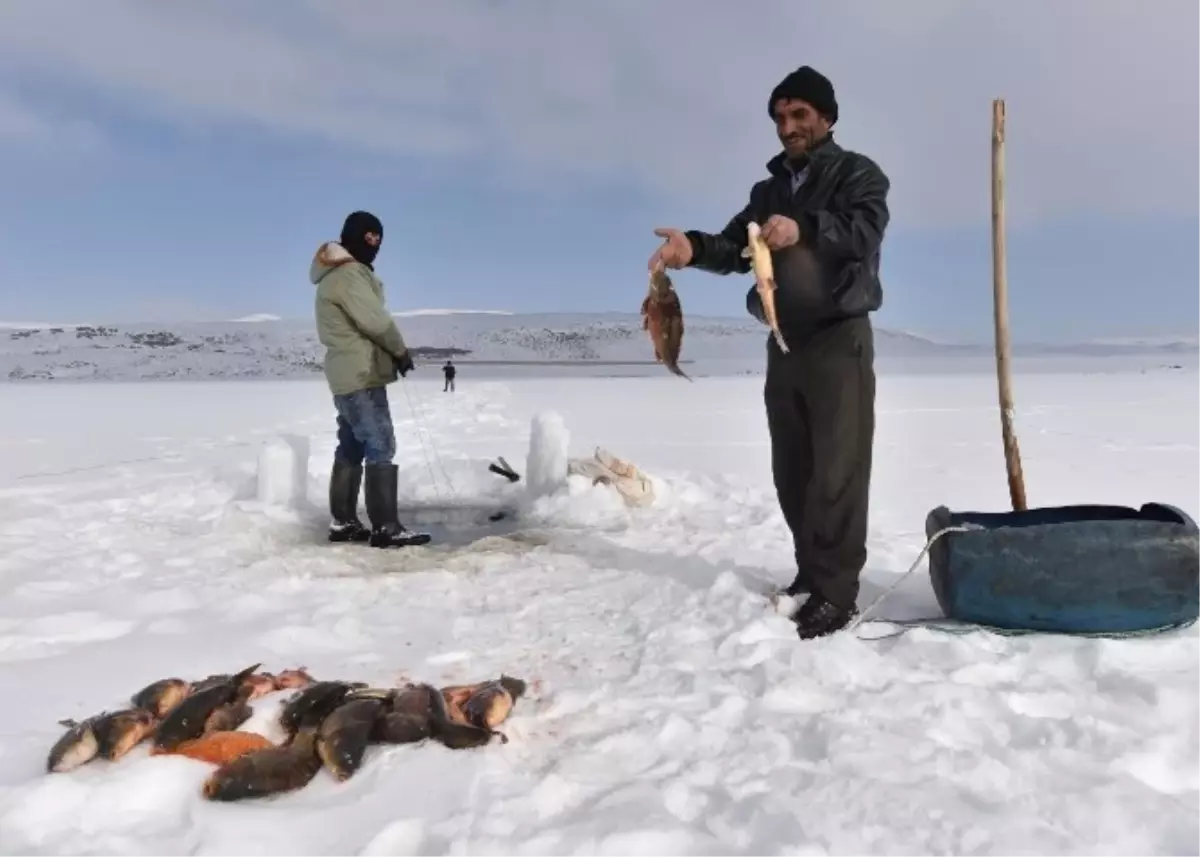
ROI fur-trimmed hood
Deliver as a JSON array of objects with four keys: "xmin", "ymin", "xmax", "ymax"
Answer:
[{"xmin": 309, "ymin": 241, "xmax": 360, "ymax": 285}]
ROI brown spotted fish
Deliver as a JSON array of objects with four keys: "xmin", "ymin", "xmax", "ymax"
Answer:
[
  {"xmin": 741, "ymin": 221, "xmax": 789, "ymax": 353},
  {"xmin": 640, "ymin": 263, "xmax": 690, "ymax": 380}
]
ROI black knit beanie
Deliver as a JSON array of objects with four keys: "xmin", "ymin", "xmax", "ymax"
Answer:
[
  {"xmin": 340, "ymin": 210, "xmax": 384, "ymax": 268},
  {"xmin": 768, "ymin": 66, "xmax": 838, "ymax": 126}
]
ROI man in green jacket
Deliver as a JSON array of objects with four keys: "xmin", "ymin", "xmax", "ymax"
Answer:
[{"xmin": 311, "ymin": 210, "xmax": 431, "ymax": 548}]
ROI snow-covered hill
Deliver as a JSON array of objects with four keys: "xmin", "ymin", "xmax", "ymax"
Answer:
[{"xmin": 0, "ymin": 313, "xmax": 1194, "ymax": 382}]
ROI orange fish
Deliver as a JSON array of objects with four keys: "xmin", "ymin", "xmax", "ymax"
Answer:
[
  {"xmin": 151, "ymin": 730, "xmax": 275, "ymax": 765},
  {"xmin": 640, "ymin": 264, "xmax": 690, "ymax": 380}
]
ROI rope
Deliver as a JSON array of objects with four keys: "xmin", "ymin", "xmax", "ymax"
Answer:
[
  {"xmin": 845, "ymin": 524, "xmax": 975, "ymax": 631},
  {"xmin": 397, "ymin": 377, "xmax": 448, "ymax": 503},
  {"xmin": 408, "ymin": 382, "xmax": 460, "ymax": 498},
  {"xmin": 846, "ymin": 524, "xmax": 1198, "ymax": 642}
]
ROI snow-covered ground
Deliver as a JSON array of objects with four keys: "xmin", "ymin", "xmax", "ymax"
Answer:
[{"xmin": 0, "ymin": 363, "xmax": 1196, "ymax": 855}]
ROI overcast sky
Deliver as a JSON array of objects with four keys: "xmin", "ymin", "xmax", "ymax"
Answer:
[{"xmin": 0, "ymin": 0, "xmax": 1195, "ymax": 342}]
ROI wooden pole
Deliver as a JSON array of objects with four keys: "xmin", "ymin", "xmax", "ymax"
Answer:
[{"xmin": 991, "ymin": 98, "xmax": 1028, "ymax": 512}]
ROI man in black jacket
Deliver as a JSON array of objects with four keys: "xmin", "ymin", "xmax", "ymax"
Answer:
[{"xmin": 648, "ymin": 66, "xmax": 890, "ymax": 639}]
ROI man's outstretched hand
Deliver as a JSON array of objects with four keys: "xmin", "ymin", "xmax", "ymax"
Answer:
[{"xmin": 648, "ymin": 228, "xmax": 693, "ymax": 271}]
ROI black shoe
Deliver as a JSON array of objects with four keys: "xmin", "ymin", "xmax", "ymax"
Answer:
[
  {"xmin": 783, "ymin": 573, "xmax": 812, "ymax": 598},
  {"xmin": 363, "ymin": 463, "xmax": 432, "ymax": 548},
  {"xmin": 793, "ymin": 593, "xmax": 856, "ymax": 640},
  {"xmin": 328, "ymin": 459, "xmax": 370, "ymax": 543}
]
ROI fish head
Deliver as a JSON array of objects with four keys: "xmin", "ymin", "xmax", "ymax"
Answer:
[{"xmin": 498, "ymin": 675, "xmax": 527, "ymax": 700}]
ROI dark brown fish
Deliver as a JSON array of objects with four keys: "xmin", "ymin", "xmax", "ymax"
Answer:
[
  {"xmin": 278, "ymin": 680, "xmax": 365, "ymax": 739},
  {"xmin": 316, "ymin": 697, "xmax": 388, "ymax": 781},
  {"xmin": 153, "ymin": 663, "xmax": 261, "ymax": 752},
  {"xmin": 640, "ymin": 264, "xmax": 690, "ymax": 380},
  {"xmin": 130, "ymin": 678, "xmax": 192, "ymax": 719},
  {"xmin": 46, "ymin": 716, "xmax": 102, "ymax": 773},
  {"xmin": 204, "ymin": 699, "xmax": 253, "ymax": 734},
  {"xmin": 388, "ymin": 684, "xmax": 438, "ymax": 719},
  {"xmin": 201, "ymin": 725, "xmax": 323, "ymax": 802},
  {"xmin": 372, "ymin": 711, "xmax": 433, "ymax": 745}
]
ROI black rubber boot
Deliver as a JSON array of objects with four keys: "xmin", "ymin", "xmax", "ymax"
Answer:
[
  {"xmin": 364, "ymin": 463, "xmax": 432, "ymax": 548},
  {"xmin": 328, "ymin": 459, "xmax": 370, "ymax": 543},
  {"xmin": 793, "ymin": 593, "xmax": 856, "ymax": 640}
]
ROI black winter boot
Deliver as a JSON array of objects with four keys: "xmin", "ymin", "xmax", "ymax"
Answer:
[
  {"xmin": 328, "ymin": 459, "xmax": 370, "ymax": 543},
  {"xmin": 364, "ymin": 463, "xmax": 432, "ymax": 548},
  {"xmin": 793, "ymin": 592, "xmax": 856, "ymax": 639}
]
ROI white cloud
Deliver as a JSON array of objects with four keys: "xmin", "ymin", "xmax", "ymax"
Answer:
[{"xmin": 0, "ymin": 0, "xmax": 1194, "ymax": 228}]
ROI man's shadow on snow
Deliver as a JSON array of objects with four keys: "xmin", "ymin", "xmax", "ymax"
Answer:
[{"xmin": 516, "ymin": 528, "xmax": 941, "ymax": 622}]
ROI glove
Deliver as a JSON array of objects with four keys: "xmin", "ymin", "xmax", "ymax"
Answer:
[{"xmin": 394, "ymin": 350, "xmax": 415, "ymax": 377}]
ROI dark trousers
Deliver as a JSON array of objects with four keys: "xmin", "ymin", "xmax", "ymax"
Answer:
[
  {"xmin": 443, "ymin": 376, "xmax": 455, "ymax": 391},
  {"xmin": 764, "ymin": 316, "xmax": 876, "ymax": 611},
  {"xmin": 333, "ymin": 386, "xmax": 396, "ymax": 465}
]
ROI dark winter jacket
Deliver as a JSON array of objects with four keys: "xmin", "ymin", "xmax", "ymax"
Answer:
[{"xmin": 685, "ymin": 135, "xmax": 890, "ymax": 345}]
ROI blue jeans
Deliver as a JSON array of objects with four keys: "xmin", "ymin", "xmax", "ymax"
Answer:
[{"xmin": 333, "ymin": 386, "xmax": 396, "ymax": 465}]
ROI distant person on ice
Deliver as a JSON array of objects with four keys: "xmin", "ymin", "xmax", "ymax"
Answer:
[
  {"xmin": 442, "ymin": 360, "xmax": 456, "ymax": 392},
  {"xmin": 310, "ymin": 210, "xmax": 431, "ymax": 549},
  {"xmin": 648, "ymin": 66, "xmax": 890, "ymax": 639}
]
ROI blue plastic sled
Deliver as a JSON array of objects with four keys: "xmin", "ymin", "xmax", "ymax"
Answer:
[{"xmin": 924, "ymin": 502, "xmax": 1200, "ymax": 634}]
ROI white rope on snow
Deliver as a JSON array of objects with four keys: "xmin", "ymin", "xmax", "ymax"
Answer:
[{"xmin": 846, "ymin": 524, "xmax": 974, "ymax": 632}]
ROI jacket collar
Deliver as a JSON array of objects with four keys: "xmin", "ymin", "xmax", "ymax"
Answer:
[{"xmin": 766, "ymin": 132, "xmax": 842, "ymax": 178}]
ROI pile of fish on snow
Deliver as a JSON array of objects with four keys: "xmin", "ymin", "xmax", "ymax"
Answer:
[{"xmin": 46, "ymin": 662, "xmax": 528, "ymax": 802}]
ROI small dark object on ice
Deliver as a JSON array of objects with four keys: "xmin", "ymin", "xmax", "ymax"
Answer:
[
  {"xmin": 488, "ymin": 457, "xmax": 520, "ymax": 483},
  {"xmin": 153, "ymin": 663, "xmax": 261, "ymax": 751}
]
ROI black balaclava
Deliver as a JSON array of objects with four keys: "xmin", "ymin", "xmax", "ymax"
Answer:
[
  {"xmin": 340, "ymin": 210, "xmax": 384, "ymax": 268},
  {"xmin": 767, "ymin": 66, "xmax": 838, "ymax": 126}
]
